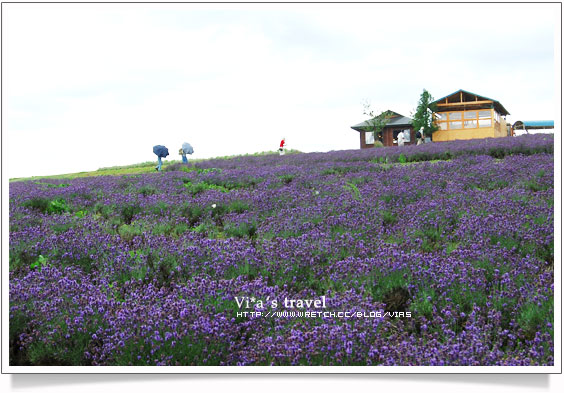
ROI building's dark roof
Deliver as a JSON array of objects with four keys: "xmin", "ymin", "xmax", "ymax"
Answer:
[
  {"xmin": 431, "ymin": 89, "xmax": 510, "ymax": 116},
  {"xmin": 351, "ymin": 111, "xmax": 412, "ymax": 132}
]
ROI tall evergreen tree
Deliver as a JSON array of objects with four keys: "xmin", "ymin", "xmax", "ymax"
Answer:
[{"xmin": 412, "ymin": 89, "xmax": 439, "ymax": 137}]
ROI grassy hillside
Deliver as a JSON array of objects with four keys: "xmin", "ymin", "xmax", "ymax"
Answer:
[{"xmin": 10, "ymin": 149, "xmax": 302, "ymax": 181}]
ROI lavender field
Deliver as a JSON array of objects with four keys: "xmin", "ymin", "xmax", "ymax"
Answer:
[{"xmin": 9, "ymin": 135, "xmax": 554, "ymax": 366}]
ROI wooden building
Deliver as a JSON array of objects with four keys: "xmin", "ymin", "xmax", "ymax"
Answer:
[
  {"xmin": 431, "ymin": 90, "xmax": 510, "ymax": 141},
  {"xmin": 351, "ymin": 111, "xmax": 415, "ymax": 148}
]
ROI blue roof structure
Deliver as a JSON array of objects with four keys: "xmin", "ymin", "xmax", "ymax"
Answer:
[{"xmin": 520, "ymin": 120, "xmax": 554, "ymax": 128}]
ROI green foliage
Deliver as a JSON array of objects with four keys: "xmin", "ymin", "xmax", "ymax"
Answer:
[
  {"xmin": 415, "ymin": 225, "xmax": 443, "ymax": 252},
  {"xmin": 29, "ymin": 255, "xmax": 48, "ymax": 271},
  {"xmin": 22, "ymin": 197, "xmax": 70, "ymax": 214},
  {"xmin": 93, "ymin": 203, "xmax": 114, "ymax": 218},
  {"xmin": 138, "ymin": 185, "xmax": 158, "ymax": 196},
  {"xmin": 517, "ymin": 298, "xmax": 553, "ymax": 340},
  {"xmin": 224, "ymin": 221, "xmax": 257, "ymax": 239},
  {"xmin": 114, "ymin": 330, "xmax": 225, "ymax": 366},
  {"xmin": 148, "ymin": 201, "xmax": 171, "ymax": 217},
  {"xmin": 48, "ymin": 198, "xmax": 70, "ymax": 214},
  {"xmin": 398, "ymin": 153, "xmax": 407, "ymax": 164},
  {"xmin": 183, "ymin": 180, "xmax": 229, "ymax": 195},
  {"xmin": 180, "ymin": 203, "xmax": 204, "ymax": 226},
  {"xmin": 368, "ymin": 269, "xmax": 410, "ymax": 301},
  {"xmin": 349, "ymin": 176, "xmax": 371, "ymax": 185},
  {"xmin": 411, "ymin": 89, "xmax": 439, "ymax": 136},
  {"xmin": 120, "ymin": 204, "xmax": 143, "ymax": 225},
  {"xmin": 523, "ymin": 178, "xmax": 550, "ymax": 192},
  {"xmin": 411, "ymin": 288, "xmax": 435, "ymax": 319},
  {"xmin": 34, "ymin": 182, "xmax": 70, "ymax": 188},
  {"xmin": 362, "ymin": 101, "xmax": 396, "ymax": 143},
  {"xmin": 446, "ymin": 242, "xmax": 459, "ymax": 254},
  {"xmin": 75, "ymin": 210, "xmax": 88, "ymax": 218},
  {"xmin": 9, "ymin": 242, "xmax": 38, "ymax": 272},
  {"xmin": 118, "ymin": 223, "xmax": 144, "ymax": 242},
  {"xmin": 151, "ymin": 222, "xmax": 189, "ymax": 238},
  {"xmin": 343, "ymin": 181, "xmax": 362, "ymax": 201},
  {"xmin": 228, "ymin": 200, "xmax": 250, "ymax": 213},
  {"xmin": 52, "ymin": 222, "xmax": 73, "ymax": 233},
  {"xmin": 381, "ymin": 210, "xmax": 398, "ymax": 226},
  {"xmin": 488, "ymin": 234, "xmax": 553, "ymax": 262},
  {"xmin": 278, "ymin": 174, "xmax": 295, "ymax": 184},
  {"xmin": 210, "ymin": 203, "xmax": 229, "ymax": 224}
]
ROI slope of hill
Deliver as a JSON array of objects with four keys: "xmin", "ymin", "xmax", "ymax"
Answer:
[{"xmin": 8, "ymin": 135, "xmax": 554, "ymax": 366}]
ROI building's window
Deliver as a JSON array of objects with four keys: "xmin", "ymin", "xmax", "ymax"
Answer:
[
  {"xmin": 479, "ymin": 119, "xmax": 492, "ymax": 128},
  {"xmin": 465, "ymin": 111, "xmax": 477, "ymax": 119},
  {"xmin": 437, "ymin": 109, "xmax": 494, "ymax": 130},
  {"xmin": 478, "ymin": 110, "xmax": 491, "ymax": 119},
  {"xmin": 365, "ymin": 131, "xmax": 374, "ymax": 144},
  {"xmin": 393, "ymin": 129, "xmax": 410, "ymax": 142},
  {"xmin": 464, "ymin": 120, "xmax": 477, "ymax": 128}
]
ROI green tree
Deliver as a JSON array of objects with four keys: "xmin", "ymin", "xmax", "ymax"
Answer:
[
  {"xmin": 362, "ymin": 101, "xmax": 395, "ymax": 144},
  {"xmin": 412, "ymin": 89, "xmax": 439, "ymax": 137}
]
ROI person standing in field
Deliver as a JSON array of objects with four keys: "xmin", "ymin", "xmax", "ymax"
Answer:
[
  {"xmin": 153, "ymin": 145, "xmax": 169, "ymax": 171},
  {"xmin": 416, "ymin": 127, "xmax": 424, "ymax": 145},
  {"xmin": 180, "ymin": 142, "xmax": 194, "ymax": 164},
  {"xmin": 179, "ymin": 148, "xmax": 187, "ymax": 163},
  {"xmin": 279, "ymin": 137, "xmax": 286, "ymax": 155},
  {"xmin": 397, "ymin": 131, "xmax": 406, "ymax": 147}
]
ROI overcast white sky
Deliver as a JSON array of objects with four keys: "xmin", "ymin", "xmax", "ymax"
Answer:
[{"xmin": 3, "ymin": 2, "xmax": 560, "ymax": 178}]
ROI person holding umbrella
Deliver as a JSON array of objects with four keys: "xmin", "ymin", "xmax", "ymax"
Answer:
[
  {"xmin": 153, "ymin": 145, "xmax": 169, "ymax": 171},
  {"xmin": 180, "ymin": 142, "xmax": 194, "ymax": 164}
]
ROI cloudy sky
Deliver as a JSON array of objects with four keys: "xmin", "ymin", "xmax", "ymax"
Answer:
[{"xmin": 3, "ymin": 2, "xmax": 560, "ymax": 178}]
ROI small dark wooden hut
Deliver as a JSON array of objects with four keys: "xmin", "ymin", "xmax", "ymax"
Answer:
[{"xmin": 351, "ymin": 111, "xmax": 414, "ymax": 148}]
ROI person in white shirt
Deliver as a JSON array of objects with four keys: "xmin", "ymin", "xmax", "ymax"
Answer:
[{"xmin": 397, "ymin": 130, "xmax": 406, "ymax": 147}]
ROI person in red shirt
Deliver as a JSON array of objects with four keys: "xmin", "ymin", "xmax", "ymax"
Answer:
[{"xmin": 279, "ymin": 137, "xmax": 286, "ymax": 155}]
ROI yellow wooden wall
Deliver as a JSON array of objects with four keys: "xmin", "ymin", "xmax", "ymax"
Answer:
[
  {"xmin": 433, "ymin": 127, "xmax": 496, "ymax": 141},
  {"xmin": 433, "ymin": 108, "xmax": 508, "ymax": 141}
]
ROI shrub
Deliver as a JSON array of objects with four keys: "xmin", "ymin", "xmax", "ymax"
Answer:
[
  {"xmin": 93, "ymin": 203, "xmax": 115, "ymax": 218},
  {"xmin": 381, "ymin": 210, "xmax": 398, "ymax": 226},
  {"xmin": 183, "ymin": 181, "xmax": 229, "ymax": 195},
  {"xmin": 22, "ymin": 197, "xmax": 70, "ymax": 214},
  {"xmin": 118, "ymin": 223, "xmax": 144, "ymax": 242},
  {"xmin": 228, "ymin": 200, "xmax": 250, "ymax": 213},
  {"xmin": 138, "ymin": 185, "xmax": 157, "ymax": 197},
  {"xmin": 180, "ymin": 203, "xmax": 204, "ymax": 226},
  {"xmin": 278, "ymin": 174, "xmax": 295, "ymax": 184},
  {"xmin": 517, "ymin": 298, "xmax": 553, "ymax": 340},
  {"xmin": 120, "ymin": 204, "xmax": 143, "ymax": 225},
  {"xmin": 47, "ymin": 198, "xmax": 70, "ymax": 214},
  {"xmin": 224, "ymin": 221, "xmax": 257, "ymax": 239}
]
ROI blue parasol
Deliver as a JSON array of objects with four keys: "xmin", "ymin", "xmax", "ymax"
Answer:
[
  {"xmin": 182, "ymin": 142, "xmax": 194, "ymax": 155},
  {"xmin": 153, "ymin": 145, "xmax": 169, "ymax": 158}
]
